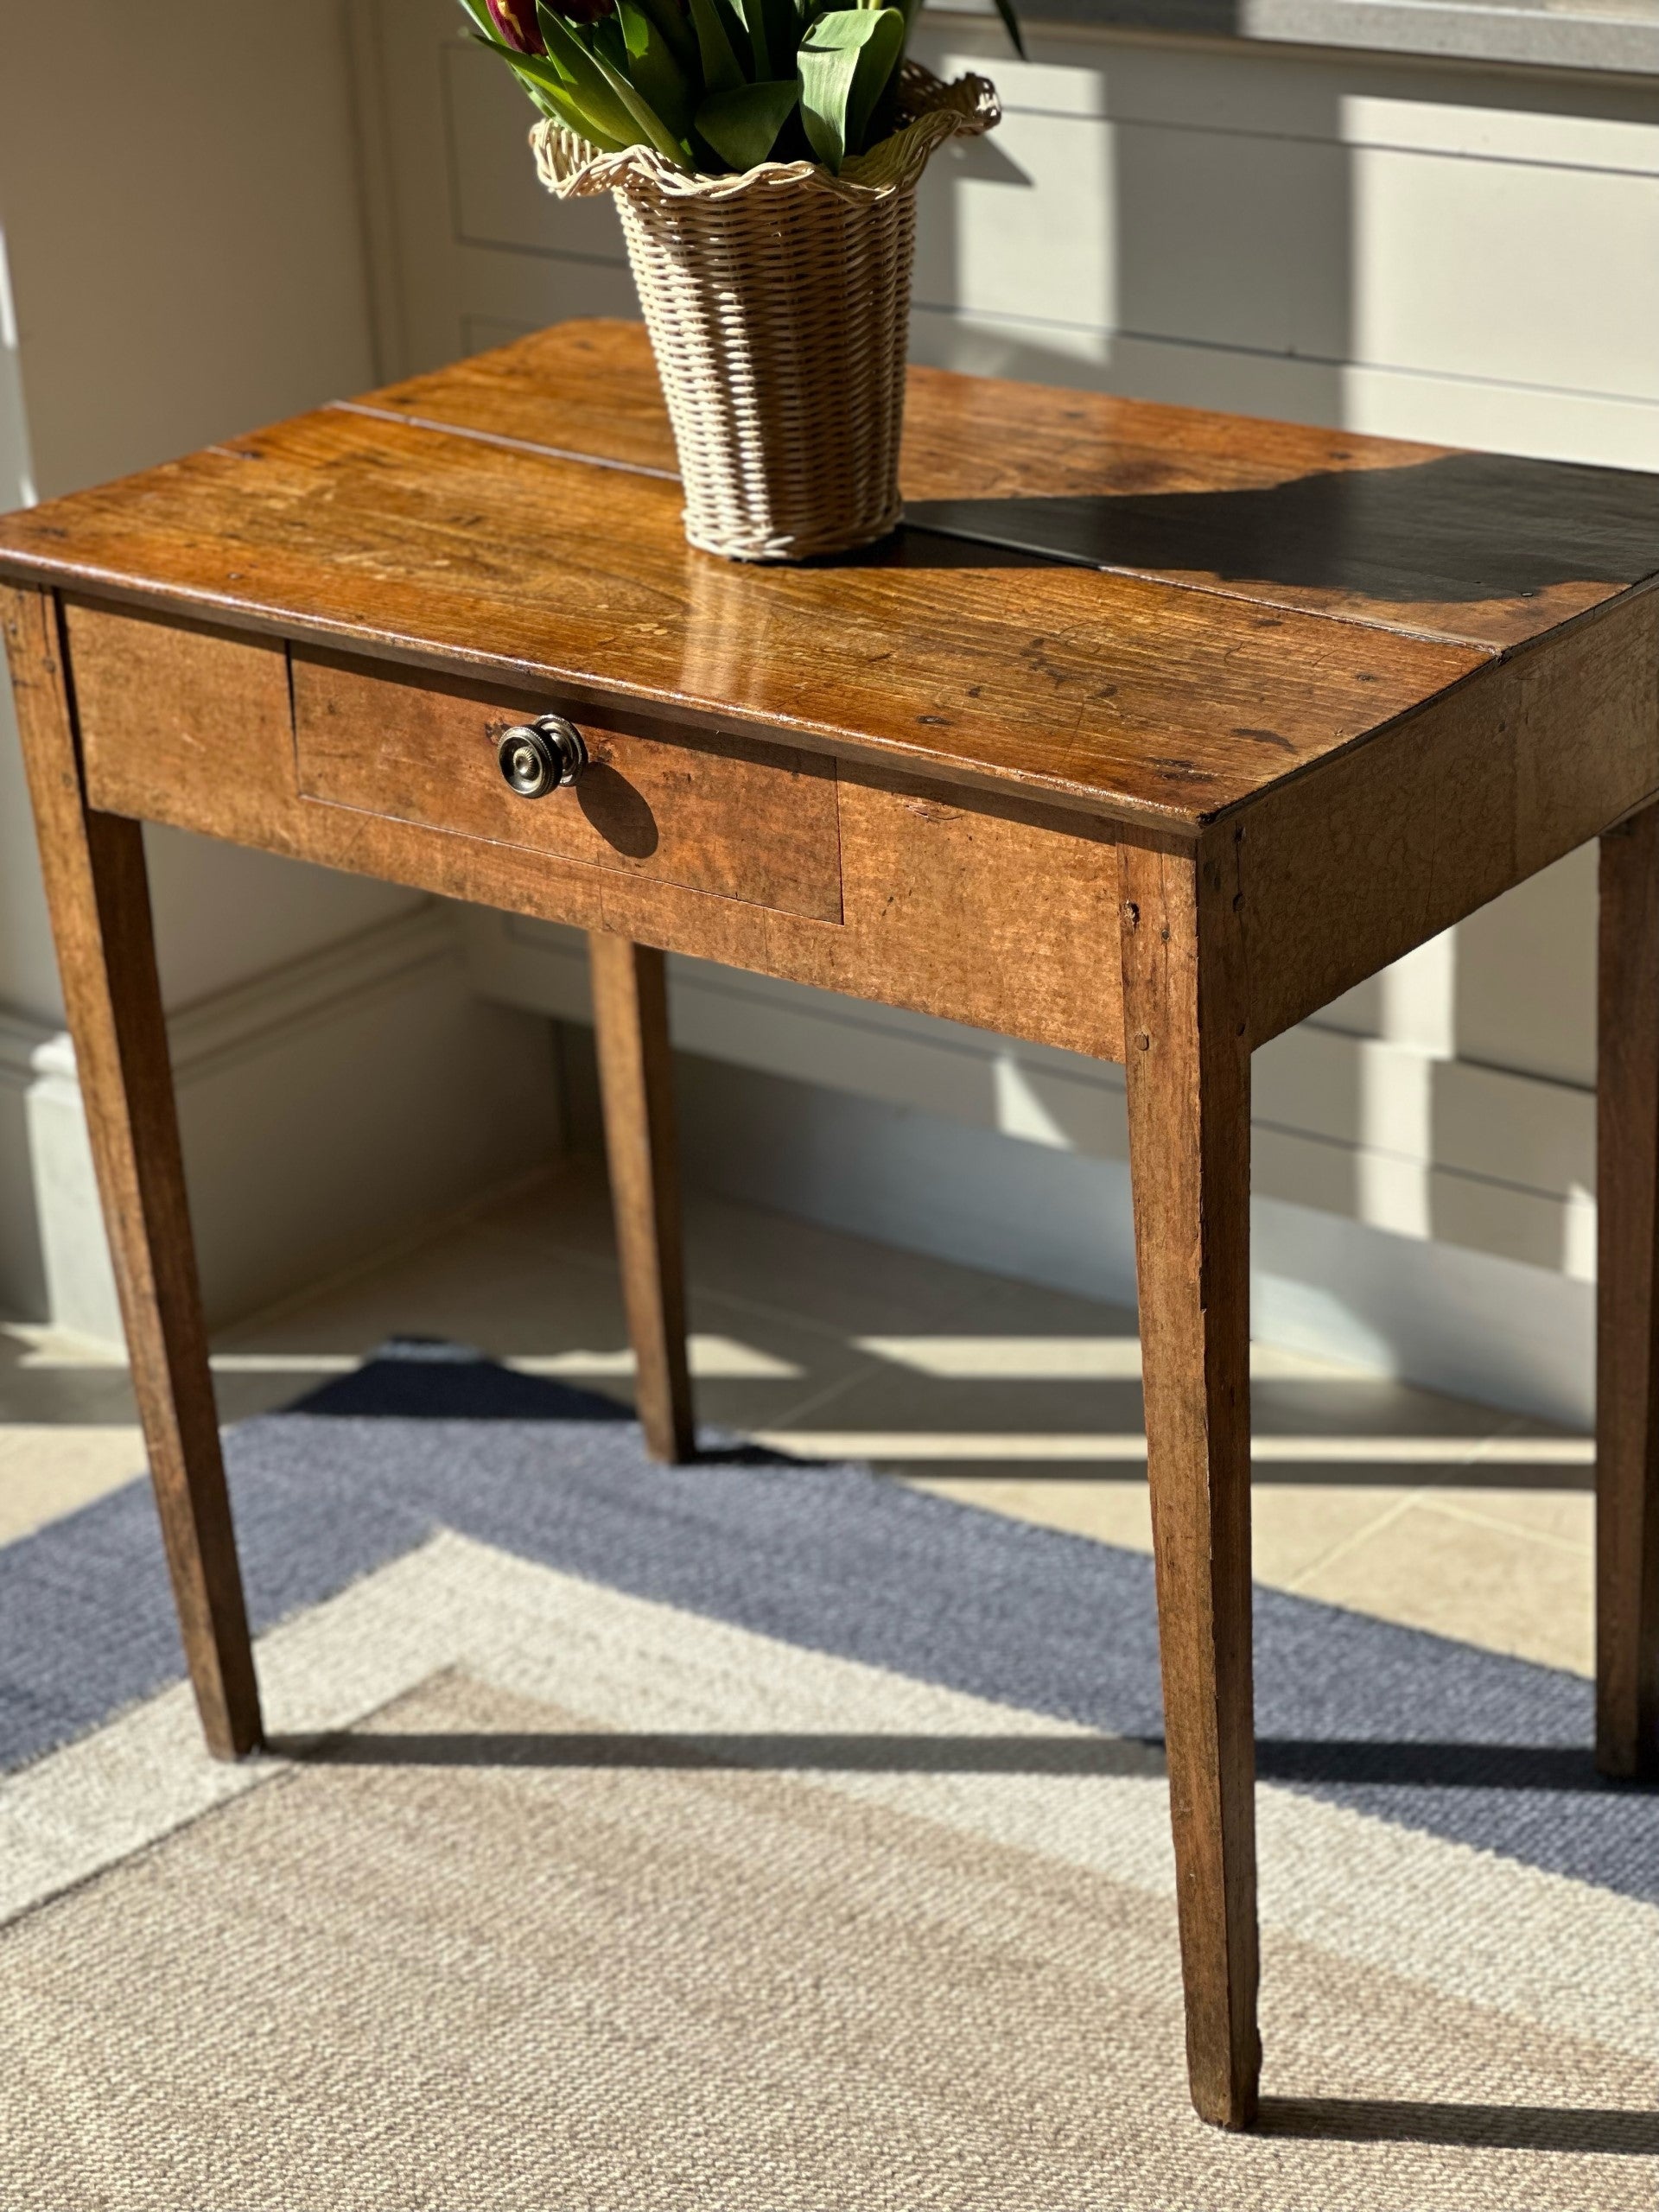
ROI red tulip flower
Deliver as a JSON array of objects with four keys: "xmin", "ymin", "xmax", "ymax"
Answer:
[{"xmin": 486, "ymin": 0, "xmax": 545, "ymax": 52}]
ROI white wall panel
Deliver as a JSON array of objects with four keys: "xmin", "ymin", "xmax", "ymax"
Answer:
[
  {"xmin": 1119, "ymin": 123, "xmax": 1351, "ymax": 358},
  {"xmin": 445, "ymin": 41, "xmax": 627, "ymax": 263},
  {"xmin": 356, "ymin": 8, "xmax": 1647, "ymax": 1408},
  {"xmin": 1450, "ymin": 847, "xmax": 1599, "ymax": 1089},
  {"xmin": 0, "ymin": 911, "xmax": 562, "ymax": 1338},
  {"xmin": 914, "ymin": 120, "xmax": 1118, "ymax": 332},
  {"xmin": 0, "ymin": 5, "xmax": 563, "ymax": 1330},
  {"xmin": 0, "ymin": 2, "xmax": 379, "ymax": 501},
  {"xmin": 917, "ymin": 22, "xmax": 1659, "ymax": 461},
  {"xmin": 1351, "ymin": 147, "xmax": 1659, "ymax": 398},
  {"xmin": 375, "ymin": 0, "xmax": 634, "ymax": 371},
  {"xmin": 0, "ymin": 2, "xmax": 422, "ymax": 1024}
]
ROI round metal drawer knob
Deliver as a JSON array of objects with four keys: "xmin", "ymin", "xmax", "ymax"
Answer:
[{"xmin": 497, "ymin": 715, "xmax": 587, "ymax": 798}]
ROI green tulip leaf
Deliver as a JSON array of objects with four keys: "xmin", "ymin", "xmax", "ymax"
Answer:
[
  {"xmin": 636, "ymin": 0, "xmax": 699, "ymax": 69},
  {"xmin": 843, "ymin": 3, "xmax": 904, "ymax": 149},
  {"xmin": 531, "ymin": 1, "xmax": 588, "ymax": 74},
  {"xmin": 728, "ymin": 0, "xmax": 799, "ymax": 78},
  {"xmin": 472, "ymin": 24, "xmax": 572, "ymax": 86},
  {"xmin": 712, "ymin": 0, "xmax": 757, "ymax": 73},
  {"xmin": 771, "ymin": 0, "xmax": 806, "ymax": 69},
  {"xmin": 687, "ymin": 0, "xmax": 746, "ymax": 92},
  {"xmin": 727, "ymin": 0, "xmax": 769, "ymax": 75},
  {"xmin": 531, "ymin": 75, "xmax": 632, "ymax": 148},
  {"xmin": 592, "ymin": 12, "xmax": 632, "ymax": 71},
  {"xmin": 695, "ymin": 78, "xmax": 799, "ymax": 169},
  {"xmin": 729, "ymin": 0, "xmax": 769, "ymax": 76},
  {"xmin": 616, "ymin": 0, "xmax": 695, "ymax": 136},
  {"xmin": 530, "ymin": 8, "xmax": 655, "ymax": 143},
  {"xmin": 585, "ymin": 38, "xmax": 696, "ymax": 164},
  {"xmin": 991, "ymin": 0, "xmax": 1027, "ymax": 60},
  {"xmin": 492, "ymin": 48, "xmax": 632, "ymax": 149},
  {"xmin": 798, "ymin": 3, "xmax": 902, "ymax": 169}
]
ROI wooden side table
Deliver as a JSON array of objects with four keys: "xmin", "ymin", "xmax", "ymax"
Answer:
[{"xmin": 3, "ymin": 321, "xmax": 1657, "ymax": 2129}]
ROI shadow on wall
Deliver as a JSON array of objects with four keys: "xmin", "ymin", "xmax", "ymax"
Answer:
[
  {"xmin": 912, "ymin": 54, "xmax": 1605, "ymax": 1280},
  {"xmin": 424, "ymin": 17, "xmax": 1609, "ymax": 1296},
  {"xmin": 909, "ymin": 48, "xmax": 1350, "ymax": 420}
]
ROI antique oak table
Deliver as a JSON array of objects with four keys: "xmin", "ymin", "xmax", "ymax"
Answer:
[{"xmin": 4, "ymin": 320, "xmax": 1659, "ymax": 2129}]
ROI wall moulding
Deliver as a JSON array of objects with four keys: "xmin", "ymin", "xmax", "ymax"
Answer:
[{"xmin": 0, "ymin": 905, "xmax": 561, "ymax": 1341}]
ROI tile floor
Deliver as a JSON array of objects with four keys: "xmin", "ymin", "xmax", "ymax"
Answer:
[{"xmin": 0, "ymin": 1154, "xmax": 1595, "ymax": 1676}]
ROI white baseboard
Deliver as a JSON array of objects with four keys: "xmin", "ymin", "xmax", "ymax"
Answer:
[
  {"xmin": 674, "ymin": 1058, "xmax": 1595, "ymax": 1430},
  {"xmin": 0, "ymin": 906, "xmax": 562, "ymax": 1340},
  {"xmin": 0, "ymin": 1004, "xmax": 60, "ymax": 1324},
  {"xmin": 461, "ymin": 911, "xmax": 1596, "ymax": 1425}
]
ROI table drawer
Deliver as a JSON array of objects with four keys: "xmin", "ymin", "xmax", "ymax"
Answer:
[{"xmin": 290, "ymin": 650, "xmax": 843, "ymax": 924}]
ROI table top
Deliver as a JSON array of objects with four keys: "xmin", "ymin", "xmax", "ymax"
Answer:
[{"xmin": 5, "ymin": 318, "xmax": 1659, "ymax": 831}]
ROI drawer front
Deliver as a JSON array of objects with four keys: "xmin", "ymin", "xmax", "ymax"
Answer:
[{"xmin": 291, "ymin": 650, "xmax": 842, "ymax": 923}]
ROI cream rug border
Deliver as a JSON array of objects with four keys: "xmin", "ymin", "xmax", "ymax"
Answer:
[{"xmin": 2, "ymin": 1529, "xmax": 1649, "ymax": 2059}]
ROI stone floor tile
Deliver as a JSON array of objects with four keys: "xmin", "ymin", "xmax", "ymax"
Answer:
[
  {"xmin": 491, "ymin": 1161, "xmax": 1011, "ymax": 1340},
  {"xmin": 903, "ymin": 1472, "xmax": 1157, "ymax": 1554},
  {"xmin": 1426, "ymin": 1485, "xmax": 1594, "ymax": 1554},
  {"xmin": 215, "ymin": 1211, "xmax": 871, "ymax": 1436},
  {"xmin": 0, "ymin": 1424, "xmax": 147, "ymax": 1543},
  {"xmin": 0, "ymin": 1153, "xmax": 1601, "ymax": 1676},
  {"xmin": 1290, "ymin": 1498, "xmax": 1595, "ymax": 1676}
]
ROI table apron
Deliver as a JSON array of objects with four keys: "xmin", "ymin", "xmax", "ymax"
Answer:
[
  {"xmin": 61, "ymin": 584, "xmax": 1659, "ymax": 1062},
  {"xmin": 66, "ymin": 595, "xmax": 1128, "ymax": 1064},
  {"xmin": 1230, "ymin": 586, "xmax": 1659, "ymax": 1047}
]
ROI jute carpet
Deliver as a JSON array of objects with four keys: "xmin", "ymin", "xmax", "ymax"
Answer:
[{"xmin": 2, "ymin": 1344, "xmax": 1654, "ymax": 2208}]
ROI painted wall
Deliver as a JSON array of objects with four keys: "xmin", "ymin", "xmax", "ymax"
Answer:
[
  {"xmin": 363, "ymin": 4, "xmax": 1636, "ymax": 1420},
  {"xmin": 3, "ymin": 1, "xmax": 1639, "ymax": 1416},
  {"xmin": 0, "ymin": 0, "xmax": 412, "ymax": 1015},
  {"xmin": 0, "ymin": 2, "xmax": 560, "ymax": 1332}
]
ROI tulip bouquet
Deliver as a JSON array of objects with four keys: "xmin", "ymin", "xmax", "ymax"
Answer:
[
  {"xmin": 463, "ymin": 0, "xmax": 1007, "ymax": 561},
  {"xmin": 462, "ymin": 0, "xmax": 1020, "ymax": 176}
]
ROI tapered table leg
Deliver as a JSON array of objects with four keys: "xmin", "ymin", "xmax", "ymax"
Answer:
[
  {"xmin": 1597, "ymin": 805, "xmax": 1659, "ymax": 1779},
  {"xmin": 1120, "ymin": 827, "xmax": 1259, "ymax": 2128},
  {"xmin": 588, "ymin": 931, "xmax": 695, "ymax": 1463},
  {"xmin": 2, "ymin": 584, "xmax": 261, "ymax": 1759}
]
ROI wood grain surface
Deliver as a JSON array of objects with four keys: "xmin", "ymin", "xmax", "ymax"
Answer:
[
  {"xmin": 0, "ymin": 402, "xmax": 1485, "ymax": 830},
  {"xmin": 291, "ymin": 649, "xmax": 843, "ymax": 924},
  {"xmin": 68, "ymin": 601, "xmax": 1128, "ymax": 1061},
  {"xmin": 1120, "ymin": 824, "xmax": 1259, "ymax": 2129},
  {"xmin": 588, "ymin": 932, "xmax": 695, "ymax": 1465},
  {"xmin": 350, "ymin": 321, "xmax": 1659, "ymax": 651},
  {"xmin": 14, "ymin": 318, "xmax": 1659, "ymax": 2141},
  {"xmin": 1234, "ymin": 585, "xmax": 1659, "ymax": 1046},
  {"xmin": 0, "ymin": 583, "xmax": 263, "ymax": 1758},
  {"xmin": 1597, "ymin": 804, "xmax": 1659, "ymax": 1779},
  {"xmin": 346, "ymin": 320, "xmax": 682, "ymax": 480}
]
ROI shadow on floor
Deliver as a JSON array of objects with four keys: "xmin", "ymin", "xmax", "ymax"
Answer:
[
  {"xmin": 1260, "ymin": 2095, "xmax": 1659, "ymax": 2156},
  {"xmin": 270, "ymin": 1728, "xmax": 1650, "ymax": 1794}
]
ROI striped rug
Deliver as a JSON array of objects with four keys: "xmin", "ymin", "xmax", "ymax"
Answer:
[{"xmin": 2, "ymin": 1341, "xmax": 1654, "ymax": 2209}]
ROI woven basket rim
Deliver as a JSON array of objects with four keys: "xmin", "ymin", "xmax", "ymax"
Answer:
[{"xmin": 532, "ymin": 62, "xmax": 999, "ymax": 205}]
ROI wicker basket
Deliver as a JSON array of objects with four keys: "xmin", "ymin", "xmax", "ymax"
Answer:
[{"xmin": 533, "ymin": 66, "xmax": 999, "ymax": 562}]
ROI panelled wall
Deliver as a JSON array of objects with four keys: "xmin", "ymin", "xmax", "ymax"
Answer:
[
  {"xmin": 3, "ymin": 5, "xmax": 1647, "ymax": 1416},
  {"xmin": 370, "ymin": 9, "xmax": 1659, "ymax": 468},
  {"xmin": 358, "ymin": 4, "xmax": 1648, "ymax": 1420}
]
